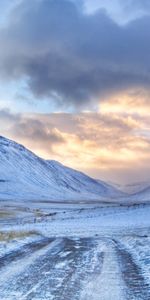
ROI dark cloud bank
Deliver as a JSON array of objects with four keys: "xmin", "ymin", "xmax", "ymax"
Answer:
[{"xmin": 0, "ymin": 0, "xmax": 150, "ymax": 108}]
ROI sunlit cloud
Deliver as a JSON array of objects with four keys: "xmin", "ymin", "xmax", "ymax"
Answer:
[
  {"xmin": 0, "ymin": 93, "xmax": 149, "ymax": 183},
  {"xmin": 100, "ymin": 90, "xmax": 150, "ymax": 116}
]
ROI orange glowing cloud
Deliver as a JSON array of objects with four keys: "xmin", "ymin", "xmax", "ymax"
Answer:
[
  {"xmin": 100, "ymin": 90, "xmax": 150, "ymax": 116},
  {"xmin": 0, "ymin": 92, "xmax": 149, "ymax": 184}
]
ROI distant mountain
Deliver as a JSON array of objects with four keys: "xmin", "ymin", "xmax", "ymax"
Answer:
[
  {"xmin": 111, "ymin": 181, "xmax": 150, "ymax": 195},
  {"xmin": 109, "ymin": 181, "xmax": 150, "ymax": 204},
  {"xmin": 128, "ymin": 185, "xmax": 150, "ymax": 204},
  {"xmin": 0, "ymin": 136, "xmax": 122, "ymax": 201}
]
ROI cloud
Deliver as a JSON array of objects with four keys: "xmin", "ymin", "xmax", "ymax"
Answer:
[
  {"xmin": 0, "ymin": 110, "xmax": 65, "ymax": 156},
  {"xmin": 100, "ymin": 89, "xmax": 150, "ymax": 116},
  {"xmin": 122, "ymin": 0, "xmax": 150, "ymax": 11},
  {"xmin": 0, "ymin": 96, "xmax": 149, "ymax": 183},
  {"xmin": 0, "ymin": 0, "xmax": 150, "ymax": 110}
]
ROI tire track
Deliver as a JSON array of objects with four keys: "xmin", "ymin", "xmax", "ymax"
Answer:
[
  {"xmin": 0, "ymin": 238, "xmax": 104, "ymax": 300},
  {"xmin": 0, "ymin": 238, "xmax": 64, "ymax": 299},
  {"xmin": 1, "ymin": 237, "xmax": 150, "ymax": 300},
  {"xmin": 47, "ymin": 238, "xmax": 104, "ymax": 300},
  {"xmin": 114, "ymin": 240, "xmax": 150, "ymax": 300},
  {"xmin": 21, "ymin": 238, "xmax": 103, "ymax": 300},
  {"xmin": 0, "ymin": 237, "xmax": 53, "ymax": 270},
  {"xmin": 81, "ymin": 239, "xmax": 126, "ymax": 300}
]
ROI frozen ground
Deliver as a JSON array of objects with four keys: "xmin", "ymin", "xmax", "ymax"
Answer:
[{"xmin": 0, "ymin": 200, "xmax": 150, "ymax": 299}]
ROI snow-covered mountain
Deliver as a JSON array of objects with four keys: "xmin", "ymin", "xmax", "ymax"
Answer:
[
  {"xmin": 0, "ymin": 136, "xmax": 122, "ymax": 201},
  {"xmin": 127, "ymin": 185, "xmax": 150, "ymax": 204},
  {"xmin": 110, "ymin": 181, "xmax": 150, "ymax": 204},
  {"xmin": 111, "ymin": 181, "xmax": 150, "ymax": 195}
]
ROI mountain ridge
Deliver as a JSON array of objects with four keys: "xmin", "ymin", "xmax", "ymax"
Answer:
[{"xmin": 0, "ymin": 136, "xmax": 122, "ymax": 201}]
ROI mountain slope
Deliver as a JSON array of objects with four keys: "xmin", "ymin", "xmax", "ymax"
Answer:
[{"xmin": 0, "ymin": 136, "xmax": 122, "ymax": 201}]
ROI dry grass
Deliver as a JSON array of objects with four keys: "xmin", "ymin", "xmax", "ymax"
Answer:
[
  {"xmin": 0, "ymin": 230, "xmax": 40, "ymax": 242},
  {"xmin": 34, "ymin": 209, "xmax": 44, "ymax": 218},
  {"xmin": 0, "ymin": 210, "xmax": 15, "ymax": 219}
]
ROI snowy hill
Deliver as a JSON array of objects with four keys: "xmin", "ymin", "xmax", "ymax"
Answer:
[
  {"xmin": 128, "ymin": 185, "xmax": 150, "ymax": 203},
  {"xmin": 111, "ymin": 181, "xmax": 150, "ymax": 195},
  {"xmin": 110, "ymin": 181, "xmax": 150, "ymax": 204},
  {"xmin": 0, "ymin": 136, "xmax": 122, "ymax": 201}
]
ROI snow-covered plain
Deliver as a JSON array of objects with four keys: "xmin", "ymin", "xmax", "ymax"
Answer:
[{"xmin": 0, "ymin": 199, "xmax": 150, "ymax": 299}]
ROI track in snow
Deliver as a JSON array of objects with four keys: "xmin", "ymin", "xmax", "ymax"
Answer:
[
  {"xmin": 115, "ymin": 240, "xmax": 150, "ymax": 300},
  {"xmin": 0, "ymin": 237, "xmax": 150, "ymax": 299}
]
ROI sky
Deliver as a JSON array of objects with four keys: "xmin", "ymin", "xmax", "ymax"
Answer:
[{"xmin": 0, "ymin": 0, "xmax": 150, "ymax": 184}]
